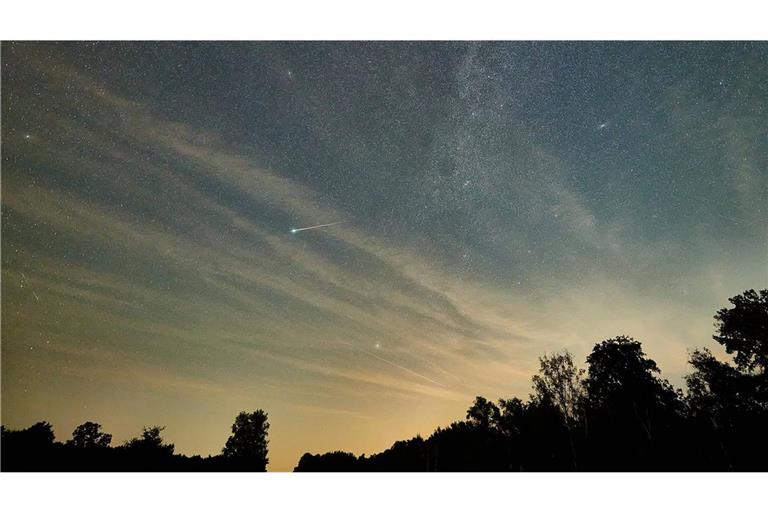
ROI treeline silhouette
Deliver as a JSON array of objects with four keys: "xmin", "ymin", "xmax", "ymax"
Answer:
[
  {"xmin": 2, "ymin": 289, "xmax": 766, "ymax": 471},
  {"xmin": 295, "ymin": 289, "xmax": 768, "ymax": 471},
  {"xmin": 1, "ymin": 411, "xmax": 269, "ymax": 471}
]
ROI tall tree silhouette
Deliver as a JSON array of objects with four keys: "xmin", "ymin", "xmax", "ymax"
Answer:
[
  {"xmin": 685, "ymin": 289, "xmax": 768, "ymax": 469},
  {"xmin": 531, "ymin": 350, "xmax": 586, "ymax": 425},
  {"xmin": 530, "ymin": 350, "xmax": 586, "ymax": 469},
  {"xmin": 222, "ymin": 410, "xmax": 269, "ymax": 471},
  {"xmin": 584, "ymin": 336, "xmax": 683, "ymax": 469}
]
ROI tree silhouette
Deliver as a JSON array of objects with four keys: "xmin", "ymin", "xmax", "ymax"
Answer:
[
  {"xmin": 687, "ymin": 291, "xmax": 768, "ymax": 413},
  {"xmin": 686, "ymin": 348, "xmax": 746, "ymax": 414},
  {"xmin": 529, "ymin": 350, "xmax": 586, "ymax": 469},
  {"xmin": 496, "ymin": 397, "xmax": 526, "ymax": 437},
  {"xmin": 466, "ymin": 396, "xmax": 500, "ymax": 430},
  {"xmin": 222, "ymin": 410, "xmax": 269, "ymax": 471},
  {"xmin": 68, "ymin": 421, "xmax": 112, "ymax": 449},
  {"xmin": 684, "ymin": 289, "xmax": 768, "ymax": 469},
  {"xmin": 583, "ymin": 336, "xmax": 684, "ymax": 469},
  {"xmin": 1, "ymin": 421, "xmax": 58, "ymax": 470},
  {"xmin": 586, "ymin": 336, "xmax": 679, "ymax": 411},
  {"xmin": 713, "ymin": 289, "xmax": 768, "ymax": 374},
  {"xmin": 531, "ymin": 350, "xmax": 585, "ymax": 425}
]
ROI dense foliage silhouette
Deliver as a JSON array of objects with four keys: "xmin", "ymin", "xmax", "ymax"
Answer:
[
  {"xmin": 294, "ymin": 289, "xmax": 768, "ymax": 471},
  {"xmin": 68, "ymin": 421, "xmax": 112, "ymax": 449},
  {"xmin": 3, "ymin": 289, "xmax": 766, "ymax": 471}
]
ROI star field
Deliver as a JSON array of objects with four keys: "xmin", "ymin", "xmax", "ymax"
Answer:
[{"xmin": 2, "ymin": 41, "xmax": 767, "ymax": 470}]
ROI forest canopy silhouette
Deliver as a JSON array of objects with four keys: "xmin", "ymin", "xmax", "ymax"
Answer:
[{"xmin": 2, "ymin": 289, "xmax": 767, "ymax": 471}]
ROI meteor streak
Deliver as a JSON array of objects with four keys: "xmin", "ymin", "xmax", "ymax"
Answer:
[{"xmin": 289, "ymin": 221, "xmax": 347, "ymax": 234}]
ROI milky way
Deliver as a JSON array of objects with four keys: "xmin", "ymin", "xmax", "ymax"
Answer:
[{"xmin": 2, "ymin": 42, "xmax": 767, "ymax": 470}]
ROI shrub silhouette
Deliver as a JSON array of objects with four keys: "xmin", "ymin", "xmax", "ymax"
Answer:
[{"xmin": 295, "ymin": 451, "xmax": 360, "ymax": 471}]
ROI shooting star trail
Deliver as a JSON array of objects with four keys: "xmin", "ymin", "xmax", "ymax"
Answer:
[{"xmin": 290, "ymin": 221, "xmax": 347, "ymax": 234}]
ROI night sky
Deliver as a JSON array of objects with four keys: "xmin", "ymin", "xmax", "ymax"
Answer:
[{"xmin": 2, "ymin": 42, "xmax": 767, "ymax": 471}]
